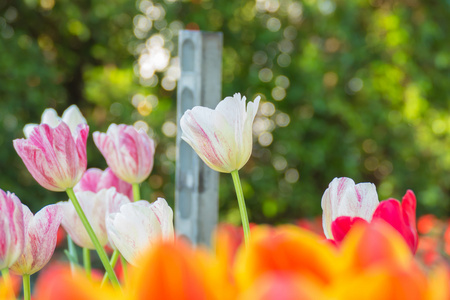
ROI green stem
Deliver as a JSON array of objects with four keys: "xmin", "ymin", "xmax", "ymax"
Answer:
[
  {"xmin": 132, "ymin": 183, "xmax": 140, "ymax": 202},
  {"xmin": 1, "ymin": 268, "xmax": 10, "ymax": 280},
  {"xmin": 230, "ymin": 170, "xmax": 250, "ymax": 247},
  {"xmin": 83, "ymin": 248, "xmax": 91, "ymax": 279},
  {"xmin": 22, "ymin": 274, "xmax": 30, "ymax": 300},
  {"xmin": 66, "ymin": 188, "xmax": 120, "ymax": 288},
  {"xmin": 101, "ymin": 250, "xmax": 120, "ymax": 286},
  {"xmin": 67, "ymin": 236, "xmax": 78, "ymax": 273}
]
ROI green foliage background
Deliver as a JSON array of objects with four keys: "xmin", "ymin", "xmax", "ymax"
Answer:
[{"xmin": 0, "ymin": 0, "xmax": 449, "ymax": 223}]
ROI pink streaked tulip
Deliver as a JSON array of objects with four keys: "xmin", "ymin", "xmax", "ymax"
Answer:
[
  {"xmin": 372, "ymin": 190, "xmax": 418, "ymax": 253},
  {"xmin": 10, "ymin": 204, "xmax": 62, "ymax": 275},
  {"xmin": 59, "ymin": 188, "xmax": 130, "ymax": 249},
  {"xmin": 322, "ymin": 177, "xmax": 379, "ymax": 240},
  {"xmin": 106, "ymin": 198, "xmax": 174, "ymax": 265},
  {"xmin": 74, "ymin": 168, "xmax": 133, "ymax": 201},
  {"xmin": 180, "ymin": 93, "xmax": 261, "ymax": 173},
  {"xmin": 93, "ymin": 124, "xmax": 156, "ymax": 184},
  {"xmin": 23, "ymin": 105, "xmax": 87, "ymax": 138},
  {"xmin": 0, "ymin": 190, "xmax": 24, "ymax": 270},
  {"xmin": 14, "ymin": 122, "xmax": 89, "ymax": 192}
]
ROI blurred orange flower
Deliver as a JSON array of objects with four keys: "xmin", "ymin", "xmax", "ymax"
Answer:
[{"xmin": 32, "ymin": 223, "xmax": 449, "ymax": 300}]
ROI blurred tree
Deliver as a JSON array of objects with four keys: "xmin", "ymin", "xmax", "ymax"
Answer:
[{"xmin": 1, "ymin": 0, "xmax": 449, "ymax": 223}]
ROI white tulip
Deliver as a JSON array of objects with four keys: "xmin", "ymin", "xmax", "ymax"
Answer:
[
  {"xmin": 180, "ymin": 93, "xmax": 260, "ymax": 173},
  {"xmin": 321, "ymin": 177, "xmax": 379, "ymax": 239},
  {"xmin": 106, "ymin": 198, "xmax": 174, "ymax": 265}
]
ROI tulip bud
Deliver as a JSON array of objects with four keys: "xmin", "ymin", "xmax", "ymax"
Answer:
[
  {"xmin": 106, "ymin": 198, "xmax": 174, "ymax": 265},
  {"xmin": 93, "ymin": 124, "xmax": 156, "ymax": 184},
  {"xmin": 10, "ymin": 204, "xmax": 62, "ymax": 275},
  {"xmin": 321, "ymin": 177, "xmax": 379, "ymax": 240},
  {"xmin": 180, "ymin": 93, "xmax": 260, "ymax": 173},
  {"xmin": 0, "ymin": 189, "xmax": 24, "ymax": 269}
]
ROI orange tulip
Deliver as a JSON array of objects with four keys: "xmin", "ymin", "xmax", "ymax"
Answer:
[{"xmin": 234, "ymin": 225, "xmax": 340, "ymax": 292}]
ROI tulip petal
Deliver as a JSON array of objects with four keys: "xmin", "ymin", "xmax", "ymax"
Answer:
[
  {"xmin": 106, "ymin": 201, "xmax": 168, "ymax": 265},
  {"xmin": 331, "ymin": 216, "xmax": 368, "ymax": 243},
  {"xmin": 59, "ymin": 188, "xmax": 127, "ymax": 249},
  {"xmin": 10, "ymin": 204, "xmax": 62, "ymax": 275},
  {"xmin": 150, "ymin": 198, "xmax": 174, "ymax": 241},
  {"xmin": 0, "ymin": 190, "xmax": 24, "ymax": 269},
  {"xmin": 372, "ymin": 191, "xmax": 418, "ymax": 253},
  {"xmin": 94, "ymin": 124, "xmax": 155, "ymax": 184},
  {"xmin": 61, "ymin": 105, "xmax": 87, "ymax": 136},
  {"xmin": 321, "ymin": 177, "xmax": 379, "ymax": 240},
  {"xmin": 180, "ymin": 93, "xmax": 260, "ymax": 173},
  {"xmin": 14, "ymin": 122, "xmax": 87, "ymax": 191}
]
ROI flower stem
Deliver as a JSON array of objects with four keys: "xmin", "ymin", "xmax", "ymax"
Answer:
[
  {"xmin": 83, "ymin": 248, "xmax": 91, "ymax": 279},
  {"xmin": 132, "ymin": 183, "xmax": 140, "ymax": 202},
  {"xmin": 67, "ymin": 236, "xmax": 78, "ymax": 274},
  {"xmin": 22, "ymin": 274, "xmax": 30, "ymax": 300},
  {"xmin": 66, "ymin": 188, "xmax": 120, "ymax": 288},
  {"xmin": 230, "ymin": 170, "xmax": 250, "ymax": 247},
  {"xmin": 101, "ymin": 250, "xmax": 120, "ymax": 286}
]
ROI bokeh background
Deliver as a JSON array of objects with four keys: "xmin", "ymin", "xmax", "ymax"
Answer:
[{"xmin": 1, "ymin": 0, "xmax": 449, "ymax": 224}]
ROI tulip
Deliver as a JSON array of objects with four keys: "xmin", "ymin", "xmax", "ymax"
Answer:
[
  {"xmin": 106, "ymin": 198, "xmax": 174, "ymax": 265},
  {"xmin": 59, "ymin": 188, "xmax": 130, "ymax": 249},
  {"xmin": 10, "ymin": 204, "xmax": 62, "ymax": 275},
  {"xmin": 321, "ymin": 177, "xmax": 379, "ymax": 240},
  {"xmin": 23, "ymin": 105, "xmax": 87, "ymax": 138},
  {"xmin": 14, "ymin": 121, "xmax": 89, "ymax": 192},
  {"xmin": 93, "ymin": 124, "xmax": 156, "ymax": 185},
  {"xmin": 74, "ymin": 168, "xmax": 133, "ymax": 201},
  {"xmin": 0, "ymin": 189, "xmax": 24, "ymax": 270},
  {"xmin": 180, "ymin": 93, "xmax": 260, "ymax": 246},
  {"xmin": 372, "ymin": 190, "xmax": 418, "ymax": 253},
  {"xmin": 180, "ymin": 93, "xmax": 260, "ymax": 173}
]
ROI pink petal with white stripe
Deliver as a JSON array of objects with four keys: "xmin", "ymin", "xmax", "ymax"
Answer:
[
  {"xmin": 93, "ymin": 124, "xmax": 155, "ymax": 184},
  {"xmin": 0, "ymin": 189, "xmax": 24, "ymax": 269},
  {"xmin": 14, "ymin": 122, "xmax": 88, "ymax": 192},
  {"xmin": 10, "ymin": 204, "xmax": 62, "ymax": 275},
  {"xmin": 74, "ymin": 168, "xmax": 133, "ymax": 201}
]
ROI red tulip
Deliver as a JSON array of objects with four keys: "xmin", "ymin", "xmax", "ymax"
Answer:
[{"xmin": 372, "ymin": 190, "xmax": 418, "ymax": 253}]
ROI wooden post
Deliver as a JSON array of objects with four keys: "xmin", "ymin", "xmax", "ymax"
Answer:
[{"xmin": 175, "ymin": 30, "xmax": 223, "ymax": 247}]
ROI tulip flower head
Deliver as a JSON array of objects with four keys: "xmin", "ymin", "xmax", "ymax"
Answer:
[
  {"xmin": 59, "ymin": 188, "xmax": 130, "ymax": 249},
  {"xmin": 106, "ymin": 198, "xmax": 174, "ymax": 265},
  {"xmin": 372, "ymin": 190, "xmax": 418, "ymax": 253},
  {"xmin": 0, "ymin": 189, "xmax": 24, "ymax": 270},
  {"xmin": 321, "ymin": 177, "xmax": 379, "ymax": 240},
  {"xmin": 74, "ymin": 168, "xmax": 133, "ymax": 201},
  {"xmin": 180, "ymin": 93, "xmax": 261, "ymax": 173},
  {"xmin": 93, "ymin": 124, "xmax": 156, "ymax": 184},
  {"xmin": 23, "ymin": 105, "xmax": 87, "ymax": 138},
  {"xmin": 10, "ymin": 204, "xmax": 62, "ymax": 275},
  {"xmin": 14, "ymin": 112, "xmax": 89, "ymax": 192}
]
